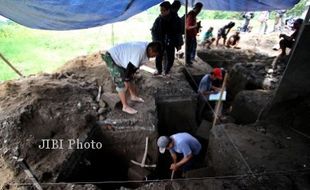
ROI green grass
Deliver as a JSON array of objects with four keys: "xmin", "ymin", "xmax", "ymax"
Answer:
[
  {"xmin": 0, "ymin": 0, "xmax": 307, "ymax": 81},
  {"xmin": 0, "ymin": 14, "xmax": 153, "ymax": 81}
]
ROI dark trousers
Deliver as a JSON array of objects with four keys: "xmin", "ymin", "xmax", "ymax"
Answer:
[
  {"xmin": 186, "ymin": 36, "xmax": 197, "ymax": 64},
  {"xmin": 155, "ymin": 43, "xmax": 175, "ymax": 74}
]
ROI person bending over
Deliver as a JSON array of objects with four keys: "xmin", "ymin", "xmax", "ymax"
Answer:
[
  {"xmin": 216, "ymin": 22, "xmax": 235, "ymax": 46},
  {"xmin": 201, "ymin": 27, "xmax": 216, "ymax": 49},
  {"xmin": 157, "ymin": 132, "xmax": 201, "ymax": 173},
  {"xmin": 226, "ymin": 31, "xmax": 241, "ymax": 48},
  {"xmin": 102, "ymin": 41, "xmax": 162, "ymax": 114}
]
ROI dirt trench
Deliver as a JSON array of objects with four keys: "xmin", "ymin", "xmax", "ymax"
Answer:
[{"xmin": 0, "ymin": 35, "xmax": 310, "ymax": 190}]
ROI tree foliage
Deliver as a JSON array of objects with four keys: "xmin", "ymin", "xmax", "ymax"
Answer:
[
  {"xmin": 286, "ymin": 0, "xmax": 308, "ymax": 17},
  {"xmin": 147, "ymin": 0, "xmax": 309, "ymax": 19}
]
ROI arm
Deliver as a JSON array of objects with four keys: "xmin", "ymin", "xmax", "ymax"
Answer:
[
  {"xmin": 211, "ymin": 85, "xmax": 221, "ymax": 92},
  {"xmin": 173, "ymin": 16, "xmax": 184, "ymax": 49},
  {"xmin": 225, "ymin": 28, "xmax": 232, "ymax": 36},
  {"xmin": 151, "ymin": 17, "xmax": 162, "ymax": 41},
  {"xmin": 170, "ymin": 154, "xmax": 193, "ymax": 171},
  {"xmin": 186, "ymin": 14, "xmax": 197, "ymax": 30},
  {"xmin": 124, "ymin": 62, "xmax": 137, "ymax": 82},
  {"xmin": 201, "ymin": 90, "xmax": 217, "ymax": 96},
  {"xmin": 170, "ymin": 151, "xmax": 177, "ymax": 164},
  {"xmin": 280, "ymin": 30, "xmax": 298, "ymax": 41}
]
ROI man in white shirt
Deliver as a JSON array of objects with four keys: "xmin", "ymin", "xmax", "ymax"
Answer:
[{"xmin": 102, "ymin": 41, "xmax": 162, "ymax": 114}]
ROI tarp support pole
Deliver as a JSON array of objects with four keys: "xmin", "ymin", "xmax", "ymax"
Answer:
[
  {"xmin": 0, "ymin": 53, "xmax": 24, "ymax": 77},
  {"xmin": 184, "ymin": 0, "xmax": 188, "ymax": 66},
  {"xmin": 111, "ymin": 24, "xmax": 115, "ymax": 46}
]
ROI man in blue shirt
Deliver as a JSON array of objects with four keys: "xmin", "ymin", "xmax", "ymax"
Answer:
[
  {"xmin": 157, "ymin": 132, "xmax": 201, "ymax": 172},
  {"xmin": 198, "ymin": 68, "xmax": 223, "ymax": 99}
]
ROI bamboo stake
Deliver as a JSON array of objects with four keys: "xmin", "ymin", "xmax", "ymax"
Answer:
[
  {"xmin": 212, "ymin": 73, "xmax": 228, "ymax": 128},
  {"xmin": 0, "ymin": 53, "xmax": 24, "ymax": 77},
  {"xmin": 170, "ymin": 170, "xmax": 175, "ymax": 180}
]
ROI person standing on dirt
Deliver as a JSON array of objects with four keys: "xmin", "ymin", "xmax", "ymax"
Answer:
[
  {"xmin": 258, "ymin": 11, "xmax": 270, "ymax": 34},
  {"xmin": 273, "ymin": 10, "xmax": 286, "ymax": 32},
  {"xmin": 185, "ymin": 2, "xmax": 203, "ymax": 66},
  {"xmin": 216, "ymin": 22, "xmax": 235, "ymax": 46},
  {"xmin": 101, "ymin": 41, "xmax": 162, "ymax": 114},
  {"xmin": 157, "ymin": 132, "xmax": 201, "ymax": 173},
  {"xmin": 151, "ymin": 1, "xmax": 183, "ymax": 77},
  {"xmin": 241, "ymin": 12, "xmax": 254, "ymax": 32},
  {"xmin": 279, "ymin": 18, "xmax": 303, "ymax": 56}
]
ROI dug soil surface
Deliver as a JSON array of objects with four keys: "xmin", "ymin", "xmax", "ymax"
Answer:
[{"xmin": 0, "ymin": 32, "xmax": 309, "ymax": 190}]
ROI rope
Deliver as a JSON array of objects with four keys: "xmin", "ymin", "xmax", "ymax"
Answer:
[
  {"xmin": 221, "ymin": 126, "xmax": 255, "ymax": 177},
  {"xmin": 290, "ymin": 127, "xmax": 310, "ymax": 140},
  {"xmin": 9, "ymin": 168, "xmax": 310, "ymax": 186}
]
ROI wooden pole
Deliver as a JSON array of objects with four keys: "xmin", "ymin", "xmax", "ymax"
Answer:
[
  {"xmin": 111, "ymin": 24, "xmax": 115, "ymax": 46},
  {"xmin": 184, "ymin": 0, "xmax": 188, "ymax": 66},
  {"xmin": 170, "ymin": 170, "xmax": 175, "ymax": 180},
  {"xmin": 14, "ymin": 157, "xmax": 43, "ymax": 190},
  {"xmin": 0, "ymin": 53, "xmax": 24, "ymax": 77},
  {"xmin": 212, "ymin": 73, "xmax": 228, "ymax": 128}
]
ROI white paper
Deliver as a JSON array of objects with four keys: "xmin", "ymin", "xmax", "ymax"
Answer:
[
  {"xmin": 140, "ymin": 65, "xmax": 156, "ymax": 74},
  {"xmin": 209, "ymin": 91, "xmax": 227, "ymax": 101}
]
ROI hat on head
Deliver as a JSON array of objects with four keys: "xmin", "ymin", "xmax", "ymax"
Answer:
[
  {"xmin": 157, "ymin": 136, "xmax": 169, "ymax": 154},
  {"xmin": 212, "ymin": 68, "xmax": 223, "ymax": 80}
]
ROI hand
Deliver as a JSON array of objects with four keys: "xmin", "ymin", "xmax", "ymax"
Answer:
[{"xmin": 170, "ymin": 163, "xmax": 179, "ymax": 171}]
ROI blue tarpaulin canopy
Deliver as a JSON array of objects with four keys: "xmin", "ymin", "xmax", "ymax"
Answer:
[
  {"xmin": 184, "ymin": 0, "xmax": 300, "ymax": 11},
  {"xmin": 0, "ymin": 0, "xmax": 300, "ymax": 30}
]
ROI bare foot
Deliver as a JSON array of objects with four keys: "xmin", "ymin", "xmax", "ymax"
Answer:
[
  {"xmin": 131, "ymin": 96, "xmax": 144, "ymax": 103},
  {"xmin": 122, "ymin": 106, "xmax": 138, "ymax": 114}
]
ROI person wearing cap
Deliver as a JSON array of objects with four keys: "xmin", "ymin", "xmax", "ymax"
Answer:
[
  {"xmin": 157, "ymin": 132, "xmax": 201, "ymax": 172},
  {"xmin": 198, "ymin": 68, "xmax": 224, "ymax": 98}
]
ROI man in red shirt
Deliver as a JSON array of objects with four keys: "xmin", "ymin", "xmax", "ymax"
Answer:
[{"xmin": 186, "ymin": 2, "xmax": 203, "ymax": 66}]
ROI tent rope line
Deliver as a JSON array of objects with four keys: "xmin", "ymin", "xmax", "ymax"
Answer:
[
  {"xmin": 221, "ymin": 126, "xmax": 255, "ymax": 177},
  {"xmin": 9, "ymin": 168, "xmax": 310, "ymax": 186}
]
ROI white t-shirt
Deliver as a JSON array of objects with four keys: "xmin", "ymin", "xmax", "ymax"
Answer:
[{"xmin": 108, "ymin": 41, "xmax": 149, "ymax": 68}]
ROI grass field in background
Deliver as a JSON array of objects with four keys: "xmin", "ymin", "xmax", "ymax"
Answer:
[
  {"xmin": 0, "ymin": 0, "xmax": 307, "ymax": 82},
  {"xmin": 0, "ymin": 13, "xmax": 154, "ymax": 81},
  {"xmin": 0, "ymin": 7, "xmax": 293, "ymax": 82}
]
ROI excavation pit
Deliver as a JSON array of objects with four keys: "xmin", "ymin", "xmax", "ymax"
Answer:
[
  {"xmin": 57, "ymin": 124, "xmax": 158, "ymax": 189},
  {"xmin": 147, "ymin": 89, "xmax": 208, "ymax": 180}
]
